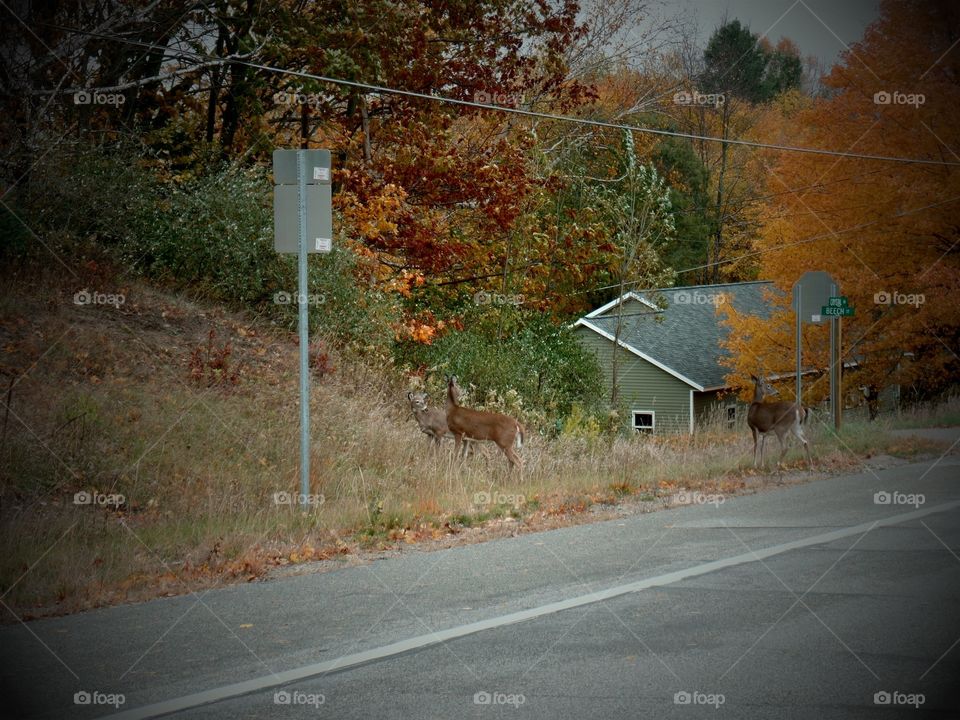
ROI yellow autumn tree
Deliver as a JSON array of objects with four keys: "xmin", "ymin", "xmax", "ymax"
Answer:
[{"xmin": 720, "ymin": 0, "xmax": 960, "ymax": 407}]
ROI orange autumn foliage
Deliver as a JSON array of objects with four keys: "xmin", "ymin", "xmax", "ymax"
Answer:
[{"xmin": 721, "ymin": 0, "xmax": 960, "ymax": 402}]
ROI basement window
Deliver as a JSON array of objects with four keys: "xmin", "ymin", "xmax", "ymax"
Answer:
[{"xmin": 632, "ymin": 411, "xmax": 655, "ymax": 435}]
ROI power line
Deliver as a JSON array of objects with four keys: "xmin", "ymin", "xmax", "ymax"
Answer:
[
  {"xmin": 576, "ymin": 193, "xmax": 960, "ymax": 295},
  {"xmin": 31, "ymin": 21, "xmax": 960, "ymax": 297},
  {"xmin": 38, "ymin": 21, "xmax": 960, "ymax": 168}
]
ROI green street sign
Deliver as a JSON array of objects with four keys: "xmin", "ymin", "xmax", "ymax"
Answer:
[
  {"xmin": 821, "ymin": 305, "xmax": 855, "ymax": 317},
  {"xmin": 826, "ymin": 296, "xmax": 849, "ymax": 308}
]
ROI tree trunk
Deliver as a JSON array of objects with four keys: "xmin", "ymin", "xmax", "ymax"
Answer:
[
  {"xmin": 712, "ymin": 103, "xmax": 732, "ymax": 284},
  {"xmin": 360, "ymin": 95, "xmax": 372, "ymax": 164},
  {"xmin": 205, "ymin": 26, "xmax": 227, "ymax": 143},
  {"xmin": 610, "ymin": 276, "xmax": 627, "ymax": 406}
]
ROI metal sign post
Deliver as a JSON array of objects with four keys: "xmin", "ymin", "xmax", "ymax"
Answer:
[
  {"xmin": 792, "ymin": 271, "xmax": 836, "ymax": 423},
  {"xmin": 822, "ymin": 295, "xmax": 855, "ymax": 431},
  {"xmin": 829, "ymin": 283, "xmax": 837, "ymax": 432},
  {"xmin": 796, "ymin": 284, "xmax": 802, "ymax": 407},
  {"xmin": 830, "ymin": 317, "xmax": 843, "ymax": 430},
  {"xmin": 296, "ymin": 152, "xmax": 310, "ymax": 502},
  {"xmin": 272, "ymin": 149, "xmax": 332, "ymax": 504}
]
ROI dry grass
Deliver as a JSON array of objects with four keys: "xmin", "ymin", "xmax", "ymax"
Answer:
[
  {"xmin": 883, "ymin": 394, "xmax": 960, "ymax": 429},
  {"xmin": 0, "ymin": 275, "xmax": 947, "ymax": 619}
]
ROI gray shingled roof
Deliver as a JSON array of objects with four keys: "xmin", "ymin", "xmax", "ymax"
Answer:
[{"xmin": 580, "ymin": 281, "xmax": 776, "ymax": 389}]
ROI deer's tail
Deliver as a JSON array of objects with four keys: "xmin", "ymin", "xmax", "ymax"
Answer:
[
  {"xmin": 801, "ymin": 406, "xmax": 813, "ymax": 425},
  {"xmin": 515, "ymin": 423, "xmax": 525, "ymax": 450}
]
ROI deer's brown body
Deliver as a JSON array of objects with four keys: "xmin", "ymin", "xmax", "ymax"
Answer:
[
  {"xmin": 747, "ymin": 374, "xmax": 813, "ymax": 469},
  {"xmin": 445, "ymin": 376, "xmax": 524, "ymax": 469}
]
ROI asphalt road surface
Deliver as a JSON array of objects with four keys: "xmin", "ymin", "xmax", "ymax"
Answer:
[{"xmin": 3, "ymin": 451, "xmax": 960, "ymax": 719}]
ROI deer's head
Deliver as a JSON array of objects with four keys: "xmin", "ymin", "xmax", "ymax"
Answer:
[
  {"xmin": 751, "ymin": 374, "xmax": 778, "ymax": 400},
  {"xmin": 447, "ymin": 375, "xmax": 465, "ymax": 404},
  {"xmin": 407, "ymin": 391, "xmax": 429, "ymax": 412}
]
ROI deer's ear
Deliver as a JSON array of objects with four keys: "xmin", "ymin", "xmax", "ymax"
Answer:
[
  {"xmin": 407, "ymin": 391, "xmax": 413, "ymax": 400},
  {"xmin": 750, "ymin": 374, "xmax": 757, "ymax": 381}
]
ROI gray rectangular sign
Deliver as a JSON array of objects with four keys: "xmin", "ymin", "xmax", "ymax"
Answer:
[
  {"xmin": 273, "ymin": 184, "xmax": 332, "ymax": 253},
  {"xmin": 792, "ymin": 270, "xmax": 836, "ymax": 325},
  {"xmin": 272, "ymin": 149, "xmax": 331, "ymax": 185}
]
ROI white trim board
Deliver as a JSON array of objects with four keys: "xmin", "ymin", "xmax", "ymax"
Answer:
[{"xmin": 585, "ymin": 290, "xmax": 659, "ymax": 318}]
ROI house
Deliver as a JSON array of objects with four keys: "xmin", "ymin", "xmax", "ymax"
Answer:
[{"xmin": 573, "ymin": 281, "xmax": 774, "ymax": 435}]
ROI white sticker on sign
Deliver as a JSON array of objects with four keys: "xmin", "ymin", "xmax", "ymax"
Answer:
[
  {"xmin": 315, "ymin": 237, "xmax": 332, "ymax": 252},
  {"xmin": 313, "ymin": 167, "xmax": 330, "ymax": 182}
]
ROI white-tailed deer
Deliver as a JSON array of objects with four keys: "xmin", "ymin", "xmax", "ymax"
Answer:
[
  {"xmin": 408, "ymin": 391, "xmax": 451, "ymax": 446},
  {"xmin": 445, "ymin": 376, "xmax": 524, "ymax": 469},
  {"xmin": 747, "ymin": 374, "xmax": 813, "ymax": 469}
]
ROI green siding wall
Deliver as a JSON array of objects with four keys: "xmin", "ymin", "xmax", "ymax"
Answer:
[
  {"xmin": 693, "ymin": 390, "xmax": 724, "ymax": 424},
  {"xmin": 575, "ymin": 326, "xmax": 692, "ymax": 434},
  {"xmin": 693, "ymin": 390, "xmax": 746, "ymax": 431}
]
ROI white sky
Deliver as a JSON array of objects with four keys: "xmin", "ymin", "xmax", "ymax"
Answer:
[{"xmin": 675, "ymin": 0, "xmax": 882, "ymax": 67}]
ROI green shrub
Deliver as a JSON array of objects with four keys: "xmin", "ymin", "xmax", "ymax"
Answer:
[
  {"xmin": 12, "ymin": 142, "xmax": 401, "ymax": 354},
  {"xmin": 396, "ymin": 310, "xmax": 605, "ymax": 428},
  {"xmin": 121, "ymin": 163, "xmax": 282, "ymax": 304}
]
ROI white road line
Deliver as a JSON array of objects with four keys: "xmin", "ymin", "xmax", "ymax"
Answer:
[{"xmin": 105, "ymin": 499, "xmax": 960, "ymax": 719}]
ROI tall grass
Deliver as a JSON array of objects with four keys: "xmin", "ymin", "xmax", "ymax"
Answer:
[
  {"xmin": 882, "ymin": 394, "xmax": 960, "ymax": 429},
  {"xmin": 0, "ymin": 283, "xmax": 947, "ymax": 618}
]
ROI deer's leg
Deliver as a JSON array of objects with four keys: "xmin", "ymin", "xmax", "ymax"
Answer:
[
  {"xmin": 776, "ymin": 430, "xmax": 789, "ymax": 466},
  {"xmin": 502, "ymin": 442, "xmax": 522, "ymax": 471},
  {"xmin": 795, "ymin": 426, "xmax": 812, "ymax": 467},
  {"xmin": 454, "ymin": 433, "xmax": 464, "ymax": 460}
]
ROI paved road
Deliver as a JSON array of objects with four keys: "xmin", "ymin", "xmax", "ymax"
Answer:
[{"xmin": 3, "ymin": 453, "xmax": 960, "ymax": 719}]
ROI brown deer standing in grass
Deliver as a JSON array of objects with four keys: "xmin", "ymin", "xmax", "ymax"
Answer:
[
  {"xmin": 747, "ymin": 374, "xmax": 813, "ymax": 469},
  {"xmin": 409, "ymin": 391, "xmax": 481, "ymax": 455},
  {"xmin": 445, "ymin": 376, "xmax": 525, "ymax": 469}
]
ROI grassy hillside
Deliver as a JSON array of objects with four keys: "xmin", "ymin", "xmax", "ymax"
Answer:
[{"xmin": 0, "ymin": 268, "xmax": 949, "ymax": 619}]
